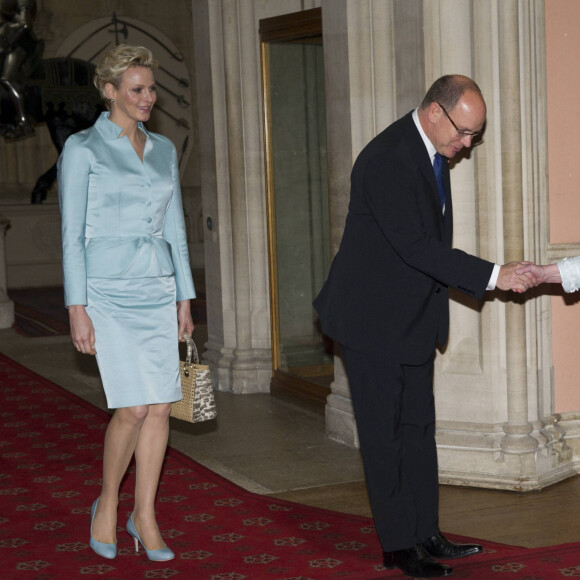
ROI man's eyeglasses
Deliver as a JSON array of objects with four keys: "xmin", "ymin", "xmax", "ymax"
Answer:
[{"xmin": 436, "ymin": 102, "xmax": 483, "ymax": 138}]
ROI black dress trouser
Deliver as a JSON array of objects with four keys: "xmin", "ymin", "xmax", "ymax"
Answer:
[{"xmin": 341, "ymin": 345, "xmax": 440, "ymax": 552}]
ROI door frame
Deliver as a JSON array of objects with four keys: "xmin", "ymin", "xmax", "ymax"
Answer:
[{"xmin": 259, "ymin": 8, "xmax": 331, "ymax": 411}]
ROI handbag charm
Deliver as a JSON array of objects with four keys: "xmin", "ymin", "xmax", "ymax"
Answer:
[{"xmin": 170, "ymin": 333, "xmax": 217, "ymax": 423}]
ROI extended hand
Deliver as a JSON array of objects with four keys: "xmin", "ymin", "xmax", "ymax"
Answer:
[
  {"xmin": 516, "ymin": 263, "xmax": 562, "ymax": 285},
  {"xmin": 496, "ymin": 261, "xmax": 539, "ymax": 293}
]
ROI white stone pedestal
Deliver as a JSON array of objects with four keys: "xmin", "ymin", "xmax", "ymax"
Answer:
[{"xmin": 0, "ymin": 201, "xmax": 63, "ymax": 288}]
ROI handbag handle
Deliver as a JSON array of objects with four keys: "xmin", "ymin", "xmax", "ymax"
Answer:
[{"xmin": 182, "ymin": 332, "xmax": 200, "ymax": 378}]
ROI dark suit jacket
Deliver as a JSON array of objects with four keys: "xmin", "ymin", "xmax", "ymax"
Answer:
[{"xmin": 314, "ymin": 111, "xmax": 494, "ymax": 365}]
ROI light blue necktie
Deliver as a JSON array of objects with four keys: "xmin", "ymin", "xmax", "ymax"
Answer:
[{"xmin": 433, "ymin": 153, "xmax": 446, "ymax": 213}]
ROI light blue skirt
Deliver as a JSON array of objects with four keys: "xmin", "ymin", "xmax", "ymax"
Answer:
[{"xmin": 86, "ymin": 276, "xmax": 182, "ymax": 409}]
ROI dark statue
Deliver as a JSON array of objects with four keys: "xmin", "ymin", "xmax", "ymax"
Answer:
[{"xmin": 0, "ymin": 0, "xmax": 101, "ymax": 203}]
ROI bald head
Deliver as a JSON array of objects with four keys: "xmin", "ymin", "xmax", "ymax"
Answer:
[
  {"xmin": 417, "ymin": 75, "xmax": 486, "ymax": 159},
  {"xmin": 420, "ymin": 75, "xmax": 484, "ymax": 111}
]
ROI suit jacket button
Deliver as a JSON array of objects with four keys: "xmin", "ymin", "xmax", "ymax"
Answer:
[{"xmin": 435, "ymin": 287, "xmax": 441, "ymax": 294}]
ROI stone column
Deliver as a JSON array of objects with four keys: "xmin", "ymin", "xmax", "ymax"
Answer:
[
  {"xmin": 431, "ymin": 0, "xmax": 569, "ymax": 489},
  {"xmin": 407, "ymin": 0, "xmax": 571, "ymax": 489},
  {"xmin": 321, "ymin": 0, "xmax": 357, "ymax": 445},
  {"xmin": 496, "ymin": 0, "xmax": 536, "ymax": 453},
  {"xmin": 425, "ymin": 0, "xmax": 485, "ymax": 388},
  {"xmin": 192, "ymin": 0, "xmax": 272, "ymax": 393}
]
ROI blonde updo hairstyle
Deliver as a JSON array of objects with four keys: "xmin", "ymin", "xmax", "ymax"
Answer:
[{"xmin": 94, "ymin": 44, "xmax": 157, "ymax": 109}]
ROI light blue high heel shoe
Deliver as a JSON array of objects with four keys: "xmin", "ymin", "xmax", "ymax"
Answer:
[
  {"xmin": 89, "ymin": 498, "xmax": 117, "ymax": 559},
  {"xmin": 126, "ymin": 514, "xmax": 175, "ymax": 561}
]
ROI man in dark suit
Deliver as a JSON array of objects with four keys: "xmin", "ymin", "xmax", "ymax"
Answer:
[{"xmin": 314, "ymin": 75, "xmax": 535, "ymax": 578}]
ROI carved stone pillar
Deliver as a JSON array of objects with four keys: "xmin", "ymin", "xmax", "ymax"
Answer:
[
  {"xmin": 192, "ymin": 0, "xmax": 271, "ymax": 392},
  {"xmin": 425, "ymin": 0, "xmax": 486, "ymax": 402},
  {"xmin": 495, "ymin": 0, "xmax": 537, "ymax": 454},
  {"xmin": 321, "ymin": 1, "xmax": 356, "ymax": 445}
]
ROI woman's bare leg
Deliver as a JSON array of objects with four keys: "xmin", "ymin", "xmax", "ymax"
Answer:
[
  {"xmin": 91, "ymin": 405, "xmax": 149, "ymax": 543},
  {"xmin": 130, "ymin": 402, "xmax": 171, "ymax": 550}
]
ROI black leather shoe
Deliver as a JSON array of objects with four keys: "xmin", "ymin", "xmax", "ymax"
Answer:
[
  {"xmin": 420, "ymin": 532, "xmax": 483, "ymax": 559},
  {"xmin": 383, "ymin": 544, "xmax": 453, "ymax": 577}
]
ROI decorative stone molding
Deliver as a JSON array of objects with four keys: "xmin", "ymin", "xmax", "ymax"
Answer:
[{"xmin": 547, "ymin": 243, "xmax": 580, "ymax": 263}]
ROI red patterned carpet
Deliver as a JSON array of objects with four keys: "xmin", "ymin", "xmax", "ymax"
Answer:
[{"xmin": 1, "ymin": 352, "xmax": 580, "ymax": 579}]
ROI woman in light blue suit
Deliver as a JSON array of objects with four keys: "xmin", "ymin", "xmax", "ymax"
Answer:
[{"xmin": 58, "ymin": 45, "xmax": 195, "ymax": 562}]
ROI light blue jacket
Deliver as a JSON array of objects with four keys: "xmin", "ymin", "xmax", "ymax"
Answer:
[{"xmin": 58, "ymin": 112, "xmax": 195, "ymax": 306}]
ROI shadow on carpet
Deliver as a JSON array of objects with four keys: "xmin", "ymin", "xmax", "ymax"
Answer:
[{"xmin": 1, "ymin": 352, "xmax": 579, "ymax": 579}]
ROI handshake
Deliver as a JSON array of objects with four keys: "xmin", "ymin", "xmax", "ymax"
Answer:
[{"xmin": 497, "ymin": 261, "xmax": 561, "ymax": 294}]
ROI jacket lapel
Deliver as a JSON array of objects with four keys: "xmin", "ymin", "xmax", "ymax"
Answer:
[{"xmin": 403, "ymin": 116, "xmax": 447, "ymax": 236}]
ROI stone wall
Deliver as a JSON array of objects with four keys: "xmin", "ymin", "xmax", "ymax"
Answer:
[{"xmin": 0, "ymin": 0, "xmax": 203, "ymax": 288}]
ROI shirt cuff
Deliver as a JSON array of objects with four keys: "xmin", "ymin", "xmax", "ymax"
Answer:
[
  {"xmin": 486, "ymin": 264, "xmax": 501, "ymax": 291},
  {"xmin": 558, "ymin": 257, "xmax": 580, "ymax": 293}
]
